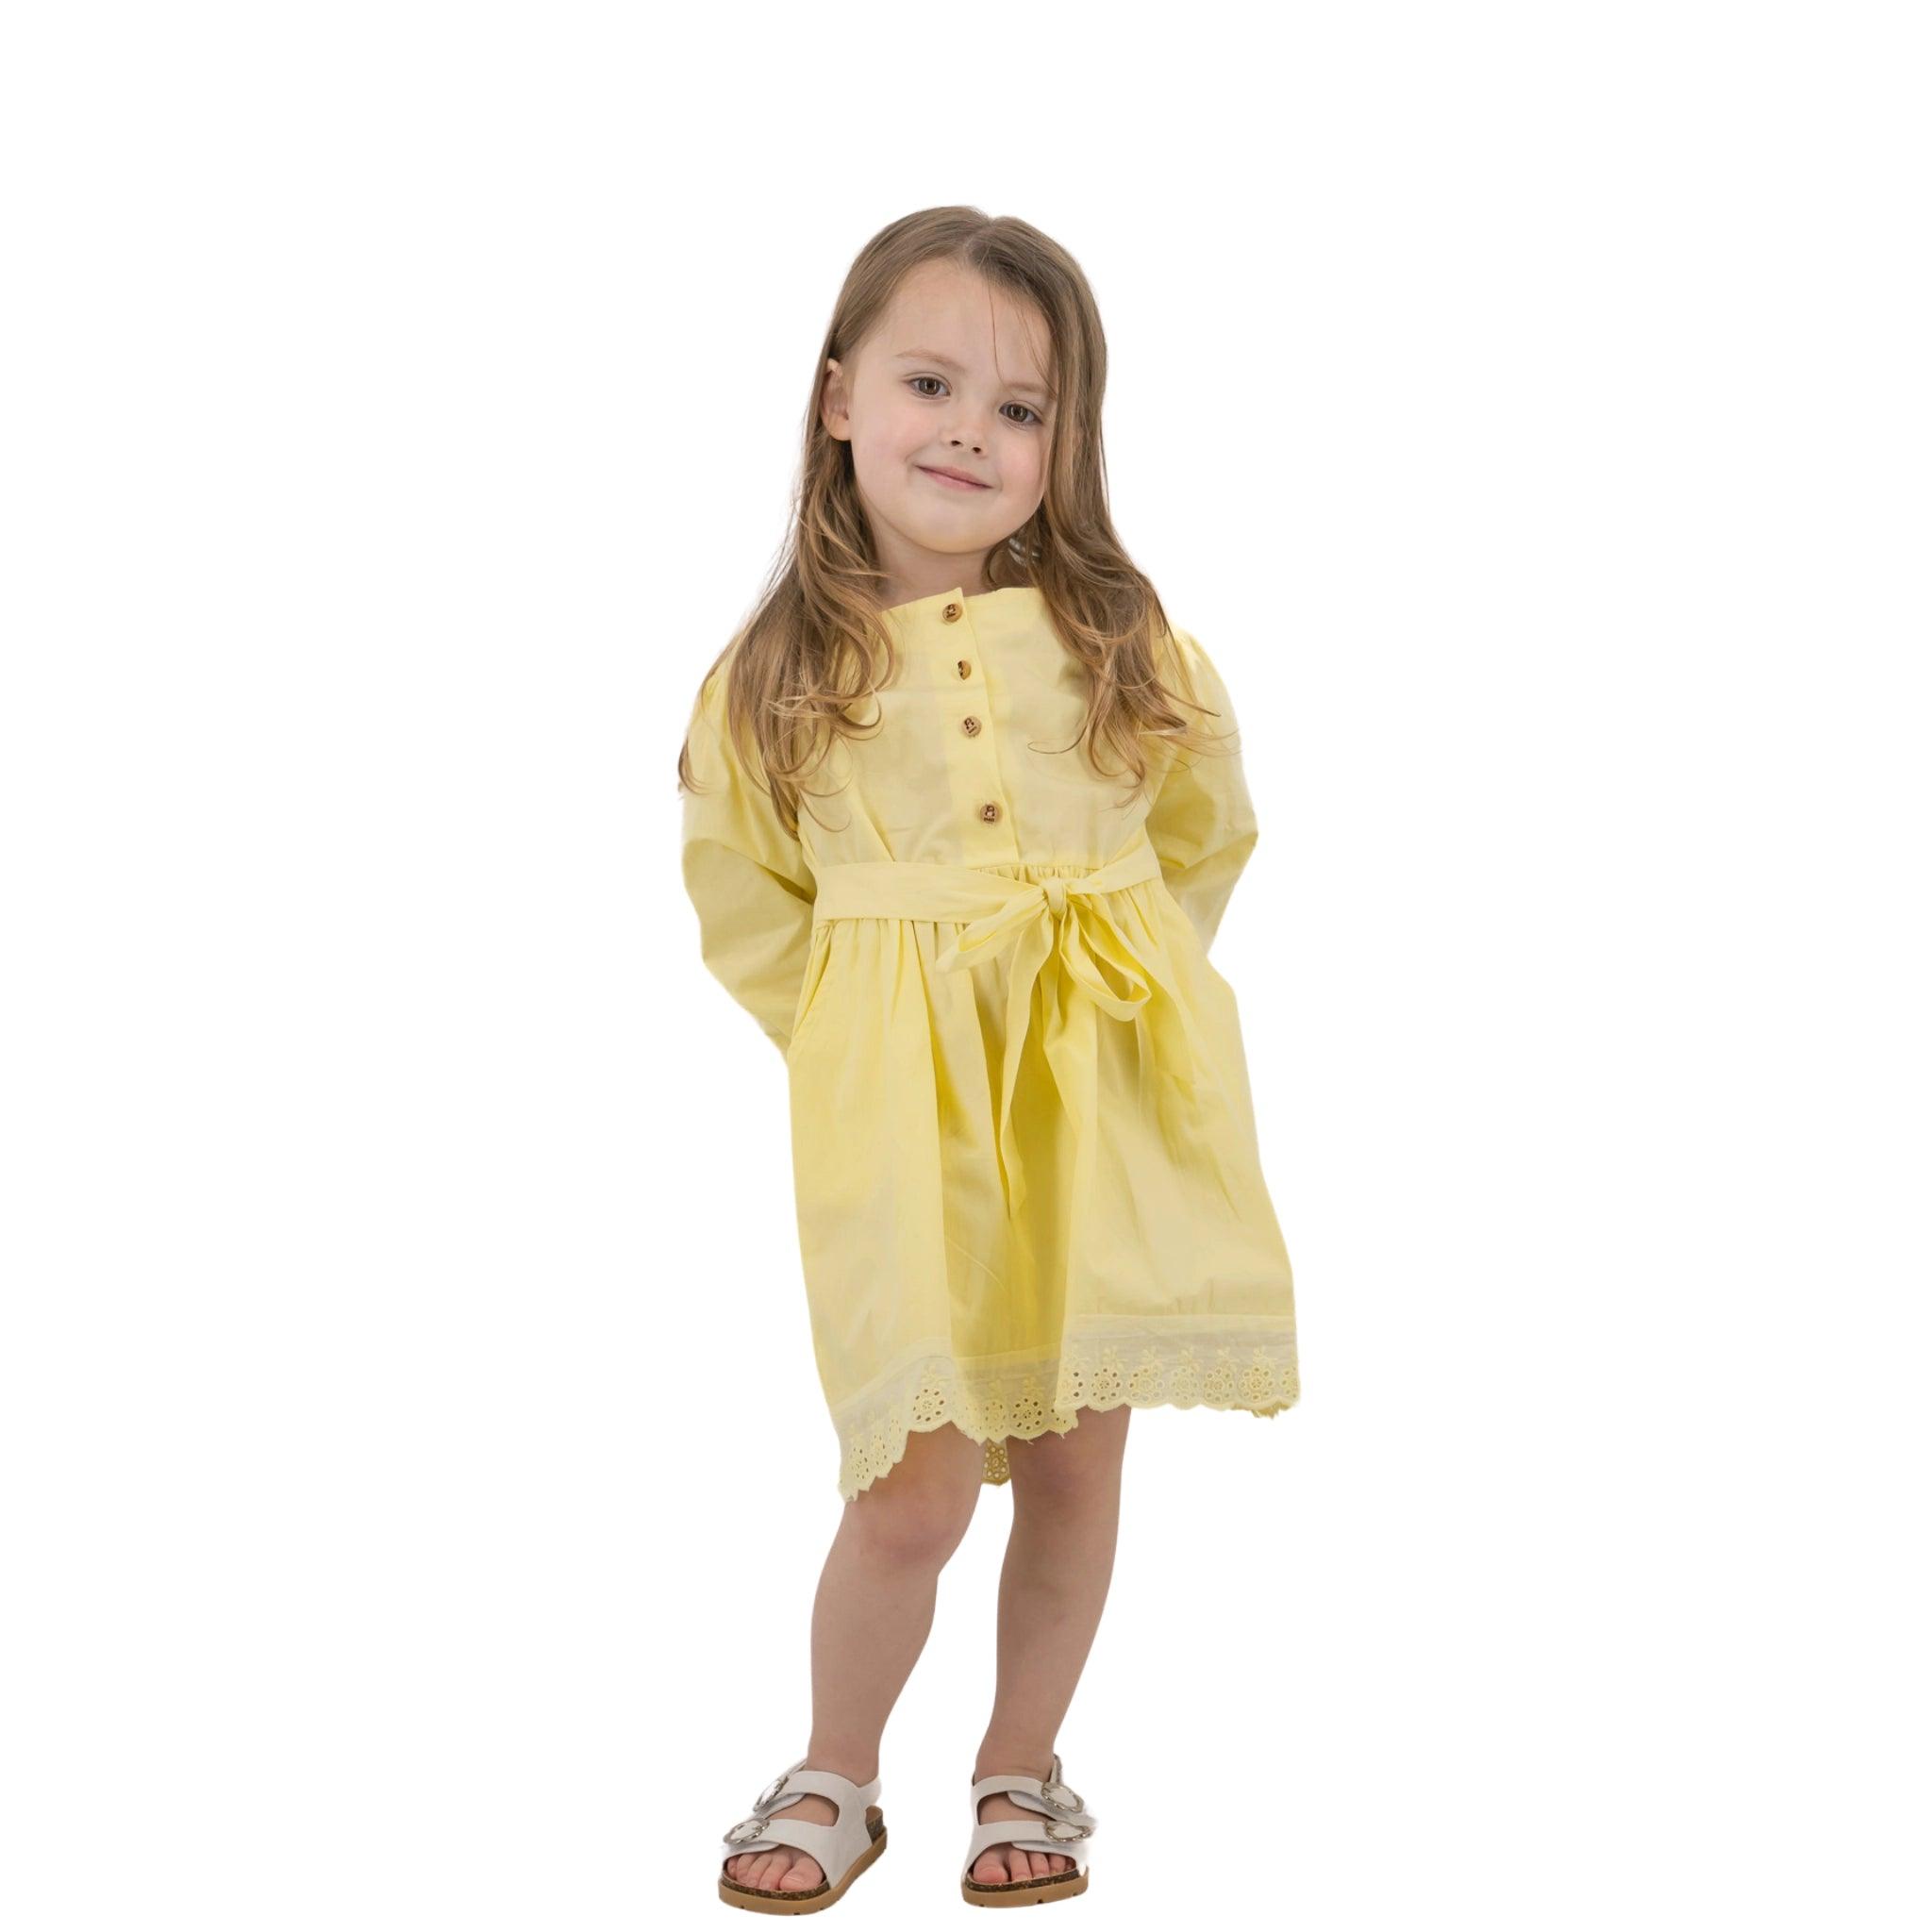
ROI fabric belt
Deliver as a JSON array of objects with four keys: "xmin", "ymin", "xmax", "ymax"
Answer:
[{"xmin": 810, "ymin": 831, "xmax": 1219, "ymax": 1218}]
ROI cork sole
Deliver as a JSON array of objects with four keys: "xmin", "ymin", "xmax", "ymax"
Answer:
[{"xmin": 960, "ymin": 1862, "xmax": 1089, "ymax": 1907}]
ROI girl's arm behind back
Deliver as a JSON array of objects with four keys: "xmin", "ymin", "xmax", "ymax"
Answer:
[
  {"xmin": 1143, "ymin": 628, "xmax": 1261, "ymax": 956},
  {"xmin": 679, "ymin": 663, "xmax": 818, "ymax": 1056}
]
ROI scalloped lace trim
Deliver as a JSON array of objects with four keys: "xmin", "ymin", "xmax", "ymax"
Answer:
[{"xmin": 831, "ymin": 1325, "xmax": 1300, "ymax": 1499}]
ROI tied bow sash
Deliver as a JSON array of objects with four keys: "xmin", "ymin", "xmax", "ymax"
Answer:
[{"xmin": 810, "ymin": 831, "xmax": 1227, "ymax": 1218}]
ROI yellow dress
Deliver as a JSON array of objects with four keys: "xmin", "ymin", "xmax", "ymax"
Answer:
[{"xmin": 680, "ymin": 584, "xmax": 1299, "ymax": 1498}]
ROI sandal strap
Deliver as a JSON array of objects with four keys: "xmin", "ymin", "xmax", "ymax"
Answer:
[
  {"xmin": 723, "ymin": 1816, "xmax": 841, "ymax": 1862},
  {"xmin": 959, "ymin": 1815, "xmax": 1094, "ymax": 1881},
  {"xmin": 739, "ymin": 1755, "xmax": 883, "ymax": 1817},
  {"xmin": 964, "ymin": 1787, "xmax": 1099, "ymax": 1833},
  {"xmin": 967, "ymin": 1752, "xmax": 1096, "ymax": 1828},
  {"xmin": 754, "ymin": 1763, "xmax": 882, "ymax": 1811},
  {"xmin": 721, "ymin": 1809, "xmax": 880, "ymax": 1883}
]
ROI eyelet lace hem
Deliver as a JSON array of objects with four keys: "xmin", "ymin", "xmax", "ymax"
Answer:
[{"xmin": 830, "ymin": 1324, "xmax": 1300, "ymax": 1499}]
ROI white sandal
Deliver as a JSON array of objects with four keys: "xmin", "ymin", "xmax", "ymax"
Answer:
[
  {"xmin": 959, "ymin": 1751, "xmax": 1098, "ymax": 1907},
  {"xmin": 717, "ymin": 1757, "xmax": 888, "ymax": 1914}
]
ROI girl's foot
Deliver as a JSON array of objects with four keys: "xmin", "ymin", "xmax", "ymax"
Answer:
[
  {"xmin": 722, "ymin": 1790, "xmax": 837, "ymax": 1895},
  {"xmin": 969, "ymin": 1787, "xmax": 1076, "ymax": 1887}
]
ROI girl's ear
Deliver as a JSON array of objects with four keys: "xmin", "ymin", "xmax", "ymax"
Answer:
[{"xmin": 821, "ymin": 357, "xmax": 851, "ymax": 440}]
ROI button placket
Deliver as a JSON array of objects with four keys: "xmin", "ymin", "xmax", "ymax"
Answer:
[{"xmin": 937, "ymin": 596, "xmax": 1013, "ymax": 847}]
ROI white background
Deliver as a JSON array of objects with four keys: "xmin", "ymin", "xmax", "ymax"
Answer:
[{"xmin": 4, "ymin": 4, "xmax": 1927, "ymax": 1926}]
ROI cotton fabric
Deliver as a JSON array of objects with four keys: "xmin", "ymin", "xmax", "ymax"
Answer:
[{"xmin": 680, "ymin": 585, "xmax": 1298, "ymax": 1497}]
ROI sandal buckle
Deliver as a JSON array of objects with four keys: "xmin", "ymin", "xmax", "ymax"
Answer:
[
  {"xmin": 725, "ymin": 1816, "xmax": 769, "ymax": 1847},
  {"xmin": 1040, "ymin": 1777, "xmax": 1084, "ymax": 1814},
  {"xmin": 1041, "ymin": 1818, "xmax": 1091, "ymax": 1842},
  {"xmin": 754, "ymin": 1772, "xmax": 790, "ymax": 1811}
]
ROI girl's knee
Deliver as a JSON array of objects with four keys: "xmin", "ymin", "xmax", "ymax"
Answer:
[
  {"xmin": 846, "ymin": 1423, "xmax": 983, "ymax": 1565},
  {"xmin": 1008, "ymin": 1406, "xmax": 1130, "ymax": 1505}
]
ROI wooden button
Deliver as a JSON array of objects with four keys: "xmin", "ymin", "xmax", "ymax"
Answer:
[
  {"xmin": 961, "ymin": 716, "xmax": 982, "ymax": 736},
  {"xmin": 979, "ymin": 801, "xmax": 1001, "ymax": 823},
  {"xmin": 941, "ymin": 601, "xmax": 962, "ymax": 622},
  {"xmin": 957, "ymin": 659, "xmax": 972, "ymax": 678}
]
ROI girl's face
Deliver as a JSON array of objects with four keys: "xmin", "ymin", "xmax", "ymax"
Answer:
[{"xmin": 822, "ymin": 258, "xmax": 1056, "ymax": 604}]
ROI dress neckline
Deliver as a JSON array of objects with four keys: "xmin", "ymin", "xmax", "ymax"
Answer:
[{"xmin": 881, "ymin": 584, "xmax": 1042, "ymax": 619}]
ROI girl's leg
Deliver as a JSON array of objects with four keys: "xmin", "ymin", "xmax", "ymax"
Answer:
[
  {"xmin": 969, "ymin": 1403, "xmax": 1131, "ymax": 1886},
  {"xmin": 724, "ymin": 1419, "xmax": 985, "ymax": 1895}
]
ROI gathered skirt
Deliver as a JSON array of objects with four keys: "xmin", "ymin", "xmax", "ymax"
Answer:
[{"xmin": 782, "ymin": 834, "xmax": 1299, "ymax": 1499}]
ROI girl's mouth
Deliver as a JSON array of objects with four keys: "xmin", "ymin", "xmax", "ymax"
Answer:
[{"xmin": 919, "ymin": 467, "xmax": 991, "ymax": 491}]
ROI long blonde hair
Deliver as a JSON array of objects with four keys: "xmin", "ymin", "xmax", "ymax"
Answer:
[{"xmin": 675, "ymin": 206, "xmax": 1233, "ymax": 838}]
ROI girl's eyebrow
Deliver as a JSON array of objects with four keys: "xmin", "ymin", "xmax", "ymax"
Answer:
[{"xmin": 892, "ymin": 347, "xmax": 1053, "ymax": 403}]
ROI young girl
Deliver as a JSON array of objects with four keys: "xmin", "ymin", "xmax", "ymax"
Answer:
[{"xmin": 677, "ymin": 208, "xmax": 1299, "ymax": 1913}]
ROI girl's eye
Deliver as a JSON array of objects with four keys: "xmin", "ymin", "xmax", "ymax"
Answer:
[{"xmin": 907, "ymin": 375, "xmax": 1044, "ymax": 427}]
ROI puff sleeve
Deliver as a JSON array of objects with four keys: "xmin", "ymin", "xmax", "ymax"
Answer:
[
  {"xmin": 680, "ymin": 664, "xmax": 819, "ymax": 1056},
  {"xmin": 1143, "ymin": 628, "xmax": 1260, "ymax": 956}
]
